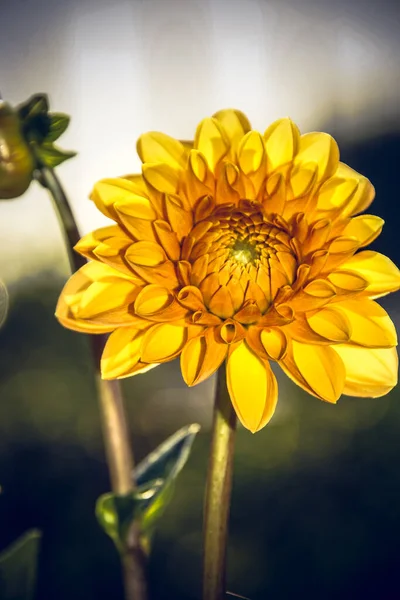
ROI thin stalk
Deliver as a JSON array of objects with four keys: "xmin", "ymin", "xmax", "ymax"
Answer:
[
  {"xmin": 39, "ymin": 166, "xmax": 148, "ymax": 600},
  {"xmin": 203, "ymin": 363, "xmax": 237, "ymax": 600}
]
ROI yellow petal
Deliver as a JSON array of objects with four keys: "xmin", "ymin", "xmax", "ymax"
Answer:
[
  {"xmin": 212, "ymin": 108, "xmax": 252, "ymax": 150},
  {"xmin": 291, "ymin": 341, "xmax": 345, "ymax": 402},
  {"xmin": 327, "ymin": 271, "xmax": 368, "ymax": 293},
  {"xmin": 134, "ymin": 284, "xmax": 172, "ymax": 316},
  {"xmin": 101, "ymin": 327, "xmax": 145, "ymax": 379},
  {"xmin": 142, "ymin": 162, "xmax": 180, "ymax": 194},
  {"xmin": 194, "ymin": 117, "xmax": 229, "ymax": 171},
  {"xmin": 334, "ymin": 345, "xmax": 398, "ymax": 397},
  {"xmin": 335, "ymin": 162, "xmax": 375, "ymax": 216},
  {"xmin": 294, "ymin": 132, "xmax": 339, "ymax": 183},
  {"xmin": 74, "ymin": 225, "xmax": 128, "ymax": 259},
  {"xmin": 316, "ymin": 177, "xmax": 359, "ymax": 213},
  {"xmin": 238, "ymin": 131, "xmax": 265, "ymax": 174},
  {"xmin": 165, "ymin": 194, "xmax": 194, "ymax": 241},
  {"xmin": 125, "ymin": 241, "xmax": 166, "ymax": 267},
  {"xmin": 333, "ymin": 299, "xmax": 397, "ymax": 348},
  {"xmin": 180, "ymin": 328, "xmax": 228, "ymax": 386},
  {"xmin": 260, "ymin": 328, "xmax": 287, "ymax": 360},
  {"xmin": 227, "ymin": 342, "xmax": 278, "ymax": 433},
  {"xmin": 208, "ymin": 286, "xmax": 235, "ymax": 319},
  {"xmin": 306, "ymin": 307, "xmax": 352, "ymax": 342},
  {"xmin": 337, "ymin": 251, "xmax": 400, "ymax": 297},
  {"xmin": 137, "ymin": 131, "xmax": 187, "ymax": 169},
  {"xmin": 153, "ymin": 220, "xmax": 181, "ymax": 261},
  {"xmin": 141, "ymin": 323, "xmax": 187, "ymax": 362},
  {"xmin": 264, "ymin": 118, "xmax": 300, "ymax": 170},
  {"xmin": 55, "ymin": 295, "xmax": 115, "ymax": 334},
  {"xmin": 71, "ymin": 279, "xmax": 138, "ymax": 320},
  {"xmin": 91, "ymin": 178, "xmax": 149, "ymax": 220},
  {"xmin": 341, "ymin": 215, "xmax": 384, "ymax": 247}
]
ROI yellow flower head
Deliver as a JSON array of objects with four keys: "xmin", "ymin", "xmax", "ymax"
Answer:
[{"xmin": 56, "ymin": 109, "xmax": 400, "ymax": 432}]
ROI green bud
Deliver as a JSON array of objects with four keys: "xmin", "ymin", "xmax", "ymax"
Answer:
[{"xmin": 0, "ymin": 101, "xmax": 34, "ymax": 199}]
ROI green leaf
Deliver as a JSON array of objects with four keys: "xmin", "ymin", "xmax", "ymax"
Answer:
[
  {"xmin": 134, "ymin": 423, "xmax": 200, "ymax": 535},
  {"xmin": 96, "ymin": 424, "xmax": 200, "ymax": 555},
  {"xmin": 0, "ymin": 529, "xmax": 41, "ymax": 600},
  {"xmin": 96, "ymin": 479, "xmax": 163, "ymax": 554},
  {"xmin": 17, "ymin": 95, "xmax": 49, "ymax": 120},
  {"xmin": 46, "ymin": 113, "xmax": 71, "ymax": 143},
  {"xmin": 35, "ymin": 143, "xmax": 76, "ymax": 168}
]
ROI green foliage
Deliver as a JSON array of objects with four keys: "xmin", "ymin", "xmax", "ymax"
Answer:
[
  {"xmin": 96, "ymin": 424, "xmax": 200, "ymax": 554},
  {"xmin": 16, "ymin": 93, "xmax": 76, "ymax": 170},
  {"xmin": 0, "ymin": 529, "xmax": 41, "ymax": 600}
]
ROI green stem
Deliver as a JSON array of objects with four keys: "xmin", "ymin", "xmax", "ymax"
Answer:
[
  {"xmin": 39, "ymin": 166, "xmax": 148, "ymax": 600},
  {"xmin": 203, "ymin": 363, "xmax": 237, "ymax": 600}
]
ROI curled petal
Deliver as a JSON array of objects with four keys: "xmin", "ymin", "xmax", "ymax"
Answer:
[
  {"xmin": 264, "ymin": 118, "xmax": 300, "ymax": 171},
  {"xmin": 334, "ymin": 345, "xmax": 398, "ymax": 397},
  {"xmin": 142, "ymin": 162, "xmax": 180, "ymax": 194},
  {"xmin": 333, "ymin": 299, "xmax": 397, "ymax": 348},
  {"xmin": 181, "ymin": 327, "xmax": 228, "ymax": 386},
  {"xmin": 137, "ymin": 131, "xmax": 187, "ymax": 168},
  {"xmin": 141, "ymin": 323, "xmax": 188, "ymax": 363},
  {"xmin": 90, "ymin": 177, "xmax": 149, "ymax": 220},
  {"xmin": 290, "ymin": 340, "xmax": 346, "ymax": 403},
  {"xmin": 101, "ymin": 327, "xmax": 146, "ymax": 379},
  {"xmin": 335, "ymin": 251, "xmax": 400, "ymax": 297},
  {"xmin": 227, "ymin": 342, "xmax": 278, "ymax": 433},
  {"xmin": 341, "ymin": 215, "xmax": 384, "ymax": 247},
  {"xmin": 194, "ymin": 117, "xmax": 230, "ymax": 171}
]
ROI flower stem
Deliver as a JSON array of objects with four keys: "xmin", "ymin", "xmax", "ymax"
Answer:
[
  {"xmin": 39, "ymin": 166, "xmax": 148, "ymax": 600},
  {"xmin": 203, "ymin": 363, "xmax": 237, "ymax": 600}
]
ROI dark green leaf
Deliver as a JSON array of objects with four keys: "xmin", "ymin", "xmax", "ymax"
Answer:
[
  {"xmin": 17, "ymin": 95, "xmax": 49, "ymax": 120},
  {"xmin": 134, "ymin": 423, "xmax": 200, "ymax": 535},
  {"xmin": 46, "ymin": 113, "xmax": 71, "ymax": 142},
  {"xmin": 0, "ymin": 529, "xmax": 41, "ymax": 600},
  {"xmin": 96, "ymin": 479, "xmax": 163, "ymax": 553},
  {"xmin": 35, "ymin": 143, "xmax": 76, "ymax": 168}
]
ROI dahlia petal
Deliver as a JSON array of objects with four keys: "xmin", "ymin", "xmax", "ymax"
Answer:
[
  {"xmin": 208, "ymin": 286, "xmax": 235, "ymax": 319},
  {"xmin": 264, "ymin": 118, "xmax": 300, "ymax": 170},
  {"xmin": 294, "ymin": 132, "xmax": 339, "ymax": 183},
  {"xmin": 181, "ymin": 327, "xmax": 227, "ymax": 386},
  {"xmin": 212, "ymin": 108, "xmax": 252, "ymax": 150},
  {"xmin": 341, "ymin": 215, "xmax": 384, "ymax": 247},
  {"xmin": 217, "ymin": 319, "xmax": 246, "ymax": 344},
  {"xmin": 177, "ymin": 286, "xmax": 205, "ymax": 311},
  {"xmin": 194, "ymin": 117, "xmax": 229, "ymax": 171},
  {"xmin": 131, "ymin": 262, "xmax": 180, "ymax": 289},
  {"xmin": 165, "ymin": 194, "xmax": 194, "ymax": 241},
  {"xmin": 74, "ymin": 225, "xmax": 127, "ymax": 259},
  {"xmin": 55, "ymin": 295, "xmax": 115, "ymax": 334},
  {"xmin": 291, "ymin": 341, "xmax": 345, "ymax": 403},
  {"xmin": 72, "ymin": 279, "xmax": 138, "ymax": 320},
  {"xmin": 142, "ymin": 162, "xmax": 179, "ymax": 194},
  {"xmin": 334, "ymin": 344, "xmax": 398, "ymax": 397},
  {"xmin": 125, "ymin": 241, "xmax": 166, "ymax": 267},
  {"xmin": 101, "ymin": 327, "xmax": 145, "ymax": 379},
  {"xmin": 153, "ymin": 220, "xmax": 181, "ymax": 261},
  {"xmin": 91, "ymin": 178, "xmax": 148, "ymax": 220},
  {"xmin": 137, "ymin": 131, "xmax": 187, "ymax": 169},
  {"xmin": 336, "ymin": 251, "xmax": 400, "ymax": 296},
  {"xmin": 335, "ymin": 163, "xmax": 375, "ymax": 216},
  {"xmin": 328, "ymin": 270, "xmax": 368, "ymax": 294},
  {"xmin": 227, "ymin": 342, "xmax": 278, "ymax": 433},
  {"xmin": 333, "ymin": 299, "xmax": 397, "ymax": 348},
  {"xmin": 316, "ymin": 177, "xmax": 359, "ymax": 213},
  {"xmin": 115, "ymin": 196, "xmax": 158, "ymax": 241},
  {"xmin": 306, "ymin": 307, "xmax": 352, "ymax": 342},
  {"xmin": 260, "ymin": 328, "xmax": 287, "ymax": 360},
  {"xmin": 141, "ymin": 323, "xmax": 187, "ymax": 363},
  {"xmin": 134, "ymin": 284, "xmax": 173, "ymax": 316},
  {"xmin": 289, "ymin": 162, "xmax": 318, "ymax": 198},
  {"xmin": 238, "ymin": 131, "xmax": 265, "ymax": 174}
]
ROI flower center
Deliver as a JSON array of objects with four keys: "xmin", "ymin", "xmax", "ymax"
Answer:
[{"xmin": 230, "ymin": 239, "xmax": 258, "ymax": 265}]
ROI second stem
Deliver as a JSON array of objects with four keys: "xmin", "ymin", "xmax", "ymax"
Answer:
[{"xmin": 203, "ymin": 363, "xmax": 237, "ymax": 600}]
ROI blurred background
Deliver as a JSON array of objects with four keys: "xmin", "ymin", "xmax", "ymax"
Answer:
[{"xmin": 1, "ymin": 0, "xmax": 400, "ymax": 598}]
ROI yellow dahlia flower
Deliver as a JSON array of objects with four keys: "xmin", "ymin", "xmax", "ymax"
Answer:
[{"xmin": 56, "ymin": 109, "xmax": 400, "ymax": 433}]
